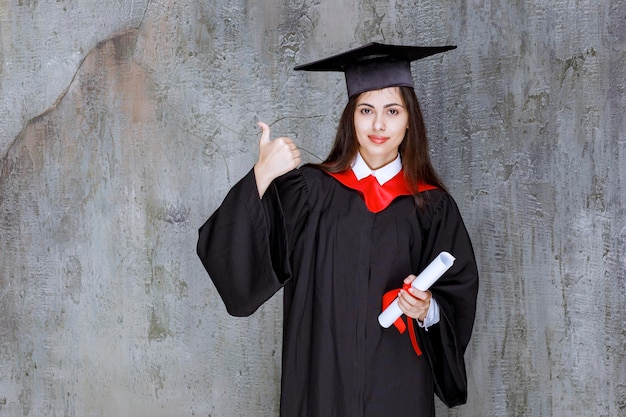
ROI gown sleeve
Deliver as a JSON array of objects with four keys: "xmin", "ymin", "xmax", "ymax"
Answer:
[
  {"xmin": 196, "ymin": 168, "xmax": 308, "ymax": 317},
  {"xmin": 415, "ymin": 191, "xmax": 479, "ymax": 407}
]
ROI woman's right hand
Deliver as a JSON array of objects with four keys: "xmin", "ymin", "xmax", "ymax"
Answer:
[{"xmin": 254, "ymin": 121, "xmax": 301, "ymax": 197}]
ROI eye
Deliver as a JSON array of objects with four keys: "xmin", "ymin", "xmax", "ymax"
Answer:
[
  {"xmin": 388, "ymin": 108, "xmax": 400, "ymax": 115},
  {"xmin": 359, "ymin": 108, "xmax": 372, "ymax": 115}
]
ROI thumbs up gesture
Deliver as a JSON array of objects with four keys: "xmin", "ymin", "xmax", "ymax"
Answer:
[{"xmin": 253, "ymin": 121, "xmax": 301, "ymax": 197}]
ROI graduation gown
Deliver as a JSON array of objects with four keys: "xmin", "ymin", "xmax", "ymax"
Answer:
[{"xmin": 197, "ymin": 164, "xmax": 479, "ymax": 417}]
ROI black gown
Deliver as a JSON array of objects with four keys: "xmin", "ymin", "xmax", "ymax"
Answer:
[{"xmin": 197, "ymin": 164, "xmax": 479, "ymax": 417}]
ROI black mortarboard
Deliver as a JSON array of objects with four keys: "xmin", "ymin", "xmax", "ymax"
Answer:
[{"xmin": 294, "ymin": 42, "xmax": 456, "ymax": 97}]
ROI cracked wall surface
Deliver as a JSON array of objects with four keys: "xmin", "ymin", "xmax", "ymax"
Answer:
[{"xmin": 1, "ymin": 0, "xmax": 625, "ymax": 416}]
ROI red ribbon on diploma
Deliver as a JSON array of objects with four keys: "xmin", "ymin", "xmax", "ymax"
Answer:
[{"xmin": 382, "ymin": 283, "xmax": 422, "ymax": 356}]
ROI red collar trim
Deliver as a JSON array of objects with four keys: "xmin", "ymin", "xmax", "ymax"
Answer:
[{"xmin": 327, "ymin": 170, "xmax": 438, "ymax": 213}]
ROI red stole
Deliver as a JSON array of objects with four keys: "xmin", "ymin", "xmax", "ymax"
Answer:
[{"xmin": 328, "ymin": 169, "xmax": 437, "ymax": 213}]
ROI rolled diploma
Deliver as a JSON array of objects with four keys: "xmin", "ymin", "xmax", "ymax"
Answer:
[{"xmin": 378, "ymin": 251, "xmax": 456, "ymax": 328}]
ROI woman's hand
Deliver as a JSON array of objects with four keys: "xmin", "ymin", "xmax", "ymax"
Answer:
[
  {"xmin": 397, "ymin": 274, "xmax": 432, "ymax": 322},
  {"xmin": 254, "ymin": 121, "xmax": 301, "ymax": 197}
]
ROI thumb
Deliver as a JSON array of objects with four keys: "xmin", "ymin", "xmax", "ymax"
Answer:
[{"xmin": 257, "ymin": 121, "xmax": 271, "ymax": 144}]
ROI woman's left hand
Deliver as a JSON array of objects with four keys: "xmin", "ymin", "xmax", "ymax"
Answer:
[{"xmin": 397, "ymin": 274, "xmax": 432, "ymax": 322}]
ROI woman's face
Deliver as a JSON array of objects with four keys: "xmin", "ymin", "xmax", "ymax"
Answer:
[{"xmin": 353, "ymin": 87, "xmax": 409, "ymax": 170}]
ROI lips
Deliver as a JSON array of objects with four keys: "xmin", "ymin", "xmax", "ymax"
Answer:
[{"xmin": 368, "ymin": 135, "xmax": 390, "ymax": 144}]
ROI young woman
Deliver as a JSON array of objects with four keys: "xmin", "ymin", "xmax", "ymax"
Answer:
[{"xmin": 197, "ymin": 43, "xmax": 479, "ymax": 417}]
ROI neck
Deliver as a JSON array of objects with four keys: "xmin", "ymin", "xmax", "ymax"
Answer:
[{"xmin": 361, "ymin": 153, "xmax": 399, "ymax": 171}]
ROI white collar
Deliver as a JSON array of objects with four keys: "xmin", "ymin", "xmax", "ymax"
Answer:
[{"xmin": 351, "ymin": 152, "xmax": 402, "ymax": 185}]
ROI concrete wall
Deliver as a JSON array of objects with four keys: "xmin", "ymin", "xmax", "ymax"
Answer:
[{"xmin": 0, "ymin": 1, "xmax": 624, "ymax": 416}]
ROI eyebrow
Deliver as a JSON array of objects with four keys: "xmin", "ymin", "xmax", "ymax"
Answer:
[{"xmin": 357, "ymin": 102, "xmax": 405, "ymax": 108}]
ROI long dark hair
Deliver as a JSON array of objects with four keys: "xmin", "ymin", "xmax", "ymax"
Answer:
[{"xmin": 318, "ymin": 86, "xmax": 446, "ymax": 207}]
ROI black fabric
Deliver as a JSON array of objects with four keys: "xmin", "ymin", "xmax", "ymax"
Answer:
[
  {"xmin": 293, "ymin": 42, "xmax": 457, "ymax": 97},
  {"xmin": 197, "ymin": 165, "xmax": 479, "ymax": 417}
]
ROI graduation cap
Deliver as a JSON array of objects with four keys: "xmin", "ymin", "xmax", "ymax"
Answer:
[{"xmin": 294, "ymin": 42, "xmax": 456, "ymax": 97}]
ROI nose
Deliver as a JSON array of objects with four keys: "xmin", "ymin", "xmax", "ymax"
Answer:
[{"xmin": 373, "ymin": 115, "xmax": 385, "ymax": 131}]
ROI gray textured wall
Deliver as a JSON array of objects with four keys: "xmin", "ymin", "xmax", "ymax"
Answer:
[{"xmin": 1, "ymin": 1, "xmax": 624, "ymax": 416}]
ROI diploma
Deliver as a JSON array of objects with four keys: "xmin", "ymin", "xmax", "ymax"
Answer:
[{"xmin": 378, "ymin": 251, "xmax": 455, "ymax": 328}]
